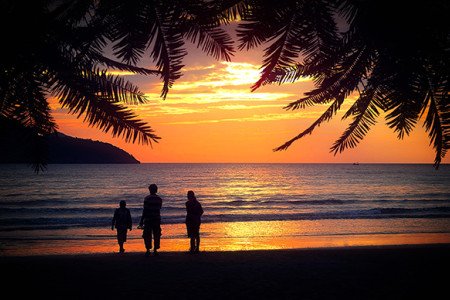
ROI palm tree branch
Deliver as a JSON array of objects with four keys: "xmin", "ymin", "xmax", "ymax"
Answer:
[
  {"xmin": 181, "ymin": 20, "xmax": 234, "ymax": 62},
  {"xmin": 421, "ymin": 79, "xmax": 449, "ymax": 168},
  {"xmin": 236, "ymin": 1, "xmax": 273, "ymax": 51},
  {"xmin": 107, "ymin": 1, "xmax": 153, "ymax": 65},
  {"xmin": 1, "ymin": 71, "xmax": 57, "ymax": 135},
  {"xmin": 251, "ymin": 10, "xmax": 302, "ymax": 91},
  {"xmin": 274, "ymin": 94, "xmax": 345, "ymax": 151},
  {"xmin": 149, "ymin": 6, "xmax": 187, "ymax": 99},
  {"xmin": 284, "ymin": 46, "xmax": 371, "ymax": 110},
  {"xmin": 215, "ymin": 0, "xmax": 248, "ymax": 22},
  {"xmin": 90, "ymin": 52, "xmax": 162, "ymax": 76},
  {"xmin": 51, "ymin": 69, "xmax": 160, "ymax": 145},
  {"xmin": 330, "ymin": 87, "xmax": 379, "ymax": 154}
]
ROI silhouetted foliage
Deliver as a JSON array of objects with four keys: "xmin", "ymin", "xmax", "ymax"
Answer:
[
  {"xmin": 1, "ymin": 0, "xmax": 448, "ymax": 170},
  {"xmin": 0, "ymin": 0, "xmax": 234, "ymax": 171},
  {"xmin": 223, "ymin": 0, "xmax": 449, "ymax": 168}
]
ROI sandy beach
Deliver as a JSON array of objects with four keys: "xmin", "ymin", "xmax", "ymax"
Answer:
[{"xmin": 2, "ymin": 244, "xmax": 449, "ymax": 299}]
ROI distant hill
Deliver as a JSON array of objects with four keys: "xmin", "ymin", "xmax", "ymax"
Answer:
[{"xmin": 0, "ymin": 132, "xmax": 140, "ymax": 164}]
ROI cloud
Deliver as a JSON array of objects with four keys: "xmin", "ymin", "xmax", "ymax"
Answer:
[
  {"xmin": 169, "ymin": 61, "xmax": 312, "ymax": 91},
  {"xmin": 106, "ymin": 70, "xmax": 138, "ymax": 76},
  {"xmin": 144, "ymin": 89, "xmax": 295, "ymax": 105},
  {"xmin": 211, "ymin": 104, "xmax": 282, "ymax": 110},
  {"xmin": 50, "ymin": 61, "xmax": 319, "ymax": 125},
  {"xmin": 164, "ymin": 111, "xmax": 325, "ymax": 125},
  {"xmin": 134, "ymin": 105, "xmax": 210, "ymax": 117},
  {"xmin": 181, "ymin": 64, "xmax": 217, "ymax": 72}
]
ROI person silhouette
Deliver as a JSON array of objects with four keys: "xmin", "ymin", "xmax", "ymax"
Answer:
[
  {"xmin": 185, "ymin": 190, "xmax": 204, "ymax": 253},
  {"xmin": 138, "ymin": 184, "xmax": 163, "ymax": 256},
  {"xmin": 111, "ymin": 200, "xmax": 132, "ymax": 253}
]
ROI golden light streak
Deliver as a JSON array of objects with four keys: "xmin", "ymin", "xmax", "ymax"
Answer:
[
  {"xmin": 144, "ymin": 91, "xmax": 295, "ymax": 104},
  {"xmin": 106, "ymin": 70, "xmax": 137, "ymax": 76},
  {"xmin": 211, "ymin": 104, "xmax": 282, "ymax": 110},
  {"xmin": 171, "ymin": 61, "xmax": 312, "ymax": 91},
  {"xmin": 164, "ymin": 111, "xmax": 324, "ymax": 125},
  {"xmin": 181, "ymin": 64, "xmax": 217, "ymax": 72}
]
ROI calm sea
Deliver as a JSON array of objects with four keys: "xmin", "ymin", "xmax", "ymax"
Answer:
[{"xmin": 1, "ymin": 163, "xmax": 450, "ymax": 255}]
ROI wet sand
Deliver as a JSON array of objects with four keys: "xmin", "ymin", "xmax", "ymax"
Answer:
[{"xmin": 1, "ymin": 244, "xmax": 449, "ymax": 299}]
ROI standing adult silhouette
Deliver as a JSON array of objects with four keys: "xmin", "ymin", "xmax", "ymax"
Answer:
[
  {"xmin": 185, "ymin": 190, "xmax": 204, "ymax": 253},
  {"xmin": 139, "ymin": 184, "xmax": 162, "ymax": 256}
]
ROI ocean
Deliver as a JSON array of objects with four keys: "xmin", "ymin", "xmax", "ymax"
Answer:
[{"xmin": 1, "ymin": 163, "xmax": 450, "ymax": 255}]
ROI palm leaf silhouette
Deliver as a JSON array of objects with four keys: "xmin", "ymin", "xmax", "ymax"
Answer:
[
  {"xmin": 1, "ymin": 0, "xmax": 235, "ymax": 171},
  {"xmin": 235, "ymin": 0, "xmax": 449, "ymax": 168}
]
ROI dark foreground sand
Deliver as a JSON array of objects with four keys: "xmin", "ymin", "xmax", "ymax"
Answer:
[{"xmin": 2, "ymin": 244, "xmax": 449, "ymax": 299}]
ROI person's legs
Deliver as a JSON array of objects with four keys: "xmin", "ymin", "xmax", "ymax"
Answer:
[
  {"xmin": 152, "ymin": 222, "xmax": 161, "ymax": 255},
  {"xmin": 116, "ymin": 232, "xmax": 121, "ymax": 252},
  {"xmin": 117, "ymin": 229, "xmax": 126, "ymax": 253},
  {"xmin": 186, "ymin": 223, "xmax": 195, "ymax": 252},
  {"xmin": 195, "ymin": 235, "xmax": 200, "ymax": 253},
  {"xmin": 142, "ymin": 226, "xmax": 152, "ymax": 256},
  {"xmin": 195, "ymin": 224, "xmax": 201, "ymax": 252},
  {"xmin": 190, "ymin": 237, "xmax": 195, "ymax": 252}
]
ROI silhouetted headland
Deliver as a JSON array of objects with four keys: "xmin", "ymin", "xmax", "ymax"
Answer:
[{"xmin": 0, "ymin": 132, "xmax": 139, "ymax": 164}]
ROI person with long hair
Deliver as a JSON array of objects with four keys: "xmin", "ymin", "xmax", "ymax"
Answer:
[{"xmin": 185, "ymin": 190, "xmax": 204, "ymax": 253}]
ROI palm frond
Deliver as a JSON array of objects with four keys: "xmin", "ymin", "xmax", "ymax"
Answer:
[
  {"xmin": 246, "ymin": 0, "xmax": 341, "ymax": 90},
  {"xmin": 104, "ymin": 1, "xmax": 153, "ymax": 65},
  {"xmin": 274, "ymin": 94, "xmax": 345, "ymax": 151},
  {"xmin": 183, "ymin": 20, "xmax": 234, "ymax": 61},
  {"xmin": 49, "ymin": 0, "xmax": 95, "ymax": 24},
  {"xmin": 1, "ymin": 72, "xmax": 57, "ymax": 135},
  {"xmin": 0, "ymin": 71, "xmax": 57, "ymax": 172},
  {"xmin": 51, "ymin": 68, "xmax": 160, "ymax": 145},
  {"xmin": 147, "ymin": 4, "xmax": 187, "ymax": 99},
  {"xmin": 420, "ymin": 77, "xmax": 449, "ymax": 168},
  {"xmin": 385, "ymin": 98, "xmax": 421, "ymax": 139},
  {"xmin": 97, "ymin": 70, "xmax": 149, "ymax": 105},
  {"xmin": 330, "ymin": 87, "xmax": 379, "ymax": 154},
  {"xmin": 381, "ymin": 70, "xmax": 426, "ymax": 139},
  {"xmin": 251, "ymin": 7, "xmax": 305, "ymax": 91},
  {"xmin": 300, "ymin": 1, "xmax": 340, "ymax": 61},
  {"xmin": 236, "ymin": 1, "xmax": 273, "ymax": 51},
  {"xmin": 90, "ymin": 52, "xmax": 162, "ymax": 76},
  {"xmin": 284, "ymin": 47, "xmax": 373, "ymax": 110},
  {"xmin": 181, "ymin": 13, "xmax": 234, "ymax": 61},
  {"xmin": 261, "ymin": 65, "xmax": 305, "ymax": 85},
  {"xmin": 215, "ymin": 0, "xmax": 248, "ymax": 22},
  {"xmin": 334, "ymin": 0, "xmax": 359, "ymax": 26}
]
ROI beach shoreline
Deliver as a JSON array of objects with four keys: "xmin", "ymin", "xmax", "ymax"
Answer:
[
  {"xmin": 3, "ymin": 219, "xmax": 450, "ymax": 257},
  {"xmin": 2, "ymin": 244, "xmax": 449, "ymax": 299}
]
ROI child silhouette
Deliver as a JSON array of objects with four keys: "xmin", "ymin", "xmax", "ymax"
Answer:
[{"xmin": 111, "ymin": 200, "xmax": 132, "ymax": 253}]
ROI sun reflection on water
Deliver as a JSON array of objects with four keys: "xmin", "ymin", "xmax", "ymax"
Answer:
[{"xmin": 2, "ymin": 219, "xmax": 450, "ymax": 256}]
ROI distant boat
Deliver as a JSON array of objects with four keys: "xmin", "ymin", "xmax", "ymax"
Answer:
[{"xmin": 353, "ymin": 162, "xmax": 359, "ymax": 165}]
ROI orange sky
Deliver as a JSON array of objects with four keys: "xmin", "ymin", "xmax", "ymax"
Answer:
[{"xmin": 50, "ymin": 31, "xmax": 448, "ymax": 164}]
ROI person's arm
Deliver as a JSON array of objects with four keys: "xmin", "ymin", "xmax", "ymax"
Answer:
[
  {"xmin": 192, "ymin": 202, "xmax": 203, "ymax": 216},
  {"xmin": 139, "ymin": 213, "xmax": 144, "ymax": 227},
  {"xmin": 139, "ymin": 198, "xmax": 146, "ymax": 228},
  {"xmin": 112, "ymin": 210, "xmax": 116, "ymax": 230},
  {"xmin": 199, "ymin": 203, "xmax": 204, "ymax": 216},
  {"xmin": 127, "ymin": 209, "xmax": 132, "ymax": 231},
  {"xmin": 185, "ymin": 202, "xmax": 190, "ymax": 214}
]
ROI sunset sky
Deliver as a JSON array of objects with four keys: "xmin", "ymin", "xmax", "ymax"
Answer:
[{"xmin": 50, "ymin": 25, "xmax": 448, "ymax": 164}]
